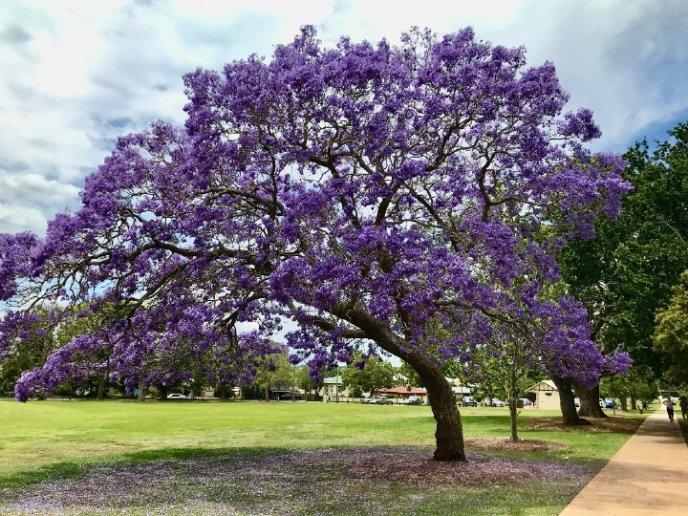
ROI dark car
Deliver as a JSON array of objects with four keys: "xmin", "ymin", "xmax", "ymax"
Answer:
[
  {"xmin": 461, "ymin": 396, "xmax": 478, "ymax": 407},
  {"xmin": 277, "ymin": 391, "xmax": 303, "ymax": 401},
  {"xmin": 406, "ymin": 396, "xmax": 423, "ymax": 405}
]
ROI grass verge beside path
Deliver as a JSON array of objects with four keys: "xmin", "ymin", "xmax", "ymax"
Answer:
[{"xmin": 0, "ymin": 400, "xmax": 646, "ymax": 515}]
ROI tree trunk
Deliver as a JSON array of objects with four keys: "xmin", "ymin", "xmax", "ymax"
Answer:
[
  {"xmin": 406, "ymin": 354, "xmax": 466, "ymax": 461},
  {"xmin": 619, "ymin": 397, "xmax": 627, "ymax": 411},
  {"xmin": 96, "ymin": 374, "xmax": 106, "ymax": 400},
  {"xmin": 508, "ymin": 369, "xmax": 519, "ymax": 442},
  {"xmin": 425, "ymin": 373, "xmax": 466, "ymax": 461},
  {"xmin": 508, "ymin": 396, "xmax": 518, "ymax": 442},
  {"xmin": 576, "ymin": 383, "xmax": 607, "ymax": 418},
  {"xmin": 137, "ymin": 375, "xmax": 145, "ymax": 402},
  {"xmin": 552, "ymin": 376, "xmax": 584, "ymax": 425},
  {"xmin": 337, "ymin": 306, "xmax": 465, "ymax": 461},
  {"xmin": 630, "ymin": 395, "xmax": 637, "ymax": 411}
]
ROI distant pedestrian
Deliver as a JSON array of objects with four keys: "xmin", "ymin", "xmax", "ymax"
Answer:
[
  {"xmin": 679, "ymin": 396, "xmax": 688, "ymax": 421},
  {"xmin": 664, "ymin": 396, "xmax": 675, "ymax": 423},
  {"xmin": 641, "ymin": 400, "xmax": 648, "ymax": 411}
]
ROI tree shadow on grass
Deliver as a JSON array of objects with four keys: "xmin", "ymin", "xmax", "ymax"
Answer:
[
  {"xmin": 0, "ymin": 446, "xmax": 282, "ymax": 489},
  {"xmin": 0, "ymin": 444, "xmax": 597, "ymax": 515},
  {"xmin": 0, "ymin": 414, "xmax": 623, "ymax": 490},
  {"xmin": 521, "ymin": 414, "xmax": 643, "ymax": 435}
]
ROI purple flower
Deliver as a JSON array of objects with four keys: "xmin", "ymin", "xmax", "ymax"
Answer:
[{"xmin": 0, "ymin": 26, "xmax": 629, "ymax": 400}]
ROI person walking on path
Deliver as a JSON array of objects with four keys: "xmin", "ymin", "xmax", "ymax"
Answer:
[
  {"xmin": 664, "ymin": 396, "xmax": 675, "ymax": 422},
  {"xmin": 680, "ymin": 395, "xmax": 688, "ymax": 421}
]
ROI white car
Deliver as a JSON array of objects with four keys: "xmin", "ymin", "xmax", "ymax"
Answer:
[
  {"xmin": 490, "ymin": 399, "xmax": 506, "ymax": 407},
  {"xmin": 166, "ymin": 393, "xmax": 186, "ymax": 400}
]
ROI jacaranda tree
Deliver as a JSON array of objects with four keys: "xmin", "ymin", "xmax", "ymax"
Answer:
[{"xmin": 0, "ymin": 27, "xmax": 631, "ymax": 461}]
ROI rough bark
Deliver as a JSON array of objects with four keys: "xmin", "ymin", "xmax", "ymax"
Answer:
[
  {"xmin": 630, "ymin": 395, "xmax": 637, "ymax": 411},
  {"xmin": 576, "ymin": 383, "xmax": 607, "ymax": 418},
  {"xmin": 619, "ymin": 397, "xmax": 627, "ymax": 411},
  {"xmin": 419, "ymin": 361, "xmax": 466, "ymax": 461},
  {"xmin": 337, "ymin": 306, "xmax": 466, "ymax": 461},
  {"xmin": 552, "ymin": 376, "xmax": 585, "ymax": 425}
]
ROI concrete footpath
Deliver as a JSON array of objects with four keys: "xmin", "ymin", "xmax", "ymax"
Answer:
[{"xmin": 560, "ymin": 409, "xmax": 688, "ymax": 515}]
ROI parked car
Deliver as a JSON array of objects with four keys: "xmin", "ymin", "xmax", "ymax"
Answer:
[
  {"xmin": 166, "ymin": 393, "xmax": 186, "ymax": 400},
  {"xmin": 519, "ymin": 398, "xmax": 533, "ymax": 407},
  {"xmin": 604, "ymin": 399, "xmax": 616, "ymax": 409},
  {"xmin": 366, "ymin": 396, "xmax": 393, "ymax": 405},
  {"xmin": 406, "ymin": 396, "xmax": 423, "ymax": 405},
  {"xmin": 277, "ymin": 391, "xmax": 303, "ymax": 401},
  {"xmin": 462, "ymin": 396, "xmax": 478, "ymax": 407},
  {"xmin": 574, "ymin": 397, "xmax": 580, "ymax": 408},
  {"xmin": 490, "ymin": 399, "xmax": 506, "ymax": 407}
]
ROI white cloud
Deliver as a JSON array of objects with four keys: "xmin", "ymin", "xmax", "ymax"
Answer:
[
  {"xmin": 1, "ymin": 0, "xmax": 687, "ymax": 234},
  {"xmin": 0, "ymin": 203, "xmax": 48, "ymax": 234}
]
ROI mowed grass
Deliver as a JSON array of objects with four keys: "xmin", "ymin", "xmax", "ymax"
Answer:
[{"xmin": 0, "ymin": 400, "xmax": 646, "ymax": 515}]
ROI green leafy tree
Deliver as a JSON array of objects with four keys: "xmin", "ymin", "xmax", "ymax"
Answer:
[
  {"xmin": 654, "ymin": 270, "xmax": 688, "ymax": 386},
  {"xmin": 295, "ymin": 366, "xmax": 321, "ymax": 399},
  {"xmin": 471, "ymin": 324, "xmax": 535, "ymax": 441},
  {"xmin": 398, "ymin": 361, "xmax": 423, "ymax": 388},
  {"xmin": 341, "ymin": 355, "xmax": 395, "ymax": 396},
  {"xmin": 630, "ymin": 371, "xmax": 660, "ymax": 407},
  {"xmin": 559, "ymin": 122, "xmax": 688, "ymax": 409},
  {"xmin": 600, "ymin": 375, "xmax": 629, "ymax": 410},
  {"xmin": 250, "ymin": 353, "xmax": 296, "ymax": 400}
]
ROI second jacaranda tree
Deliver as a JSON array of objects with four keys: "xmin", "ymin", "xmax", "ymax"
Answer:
[{"xmin": 0, "ymin": 27, "xmax": 631, "ymax": 461}]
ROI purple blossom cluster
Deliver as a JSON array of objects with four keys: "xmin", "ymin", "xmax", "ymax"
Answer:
[{"xmin": 0, "ymin": 26, "xmax": 630, "ymax": 402}]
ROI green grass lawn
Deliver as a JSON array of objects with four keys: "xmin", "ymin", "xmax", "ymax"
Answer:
[{"xmin": 0, "ymin": 400, "xmax": 646, "ymax": 515}]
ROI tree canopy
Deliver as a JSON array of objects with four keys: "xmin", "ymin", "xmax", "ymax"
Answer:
[
  {"xmin": 0, "ymin": 26, "xmax": 630, "ymax": 460},
  {"xmin": 654, "ymin": 270, "xmax": 688, "ymax": 385},
  {"xmin": 559, "ymin": 122, "xmax": 688, "ymax": 382}
]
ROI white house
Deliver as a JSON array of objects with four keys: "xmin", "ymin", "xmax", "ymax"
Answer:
[
  {"xmin": 320, "ymin": 375, "xmax": 351, "ymax": 402},
  {"xmin": 526, "ymin": 379, "xmax": 560, "ymax": 410}
]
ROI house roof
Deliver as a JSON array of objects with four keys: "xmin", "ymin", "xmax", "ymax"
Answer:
[
  {"xmin": 375, "ymin": 385, "xmax": 427, "ymax": 395},
  {"xmin": 526, "ymin": 379, "xmax": 558, "ymax": 392}
]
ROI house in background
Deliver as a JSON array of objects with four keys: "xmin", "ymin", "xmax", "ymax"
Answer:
[
  {"xmin": 320, "ymin": 375, "xmax": 350, "ymax": 402},
  {"xmin": 451, "ymin": 385, "xmax": 472, "ymax": 398},
  {"xmin": 445, "ymin": 377, "xmax": 473, "ymax": 401},
  {"xmin": 374, "ymin": 385, "xmax": 428, "ymax": 404},
  {"xmin": 527, "ymin": 379, "xmax": 560, "ymax": 410}
]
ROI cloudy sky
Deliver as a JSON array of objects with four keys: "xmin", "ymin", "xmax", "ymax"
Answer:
[{"xmin": 1, "ymin": 0, "xmax": 687, "ymax": 235}]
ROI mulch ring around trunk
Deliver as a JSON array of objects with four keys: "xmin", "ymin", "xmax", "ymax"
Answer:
[
  {"xmin": 314, "ymin": 447, "xmax": 583, "ymax": 485},
  {"xmin": 466, "ymin": 438, "xmax": 568, "ymax": 453},
  {"xmin": 524, "ymin": 415, "xmax": 643, "ymax": 434}
]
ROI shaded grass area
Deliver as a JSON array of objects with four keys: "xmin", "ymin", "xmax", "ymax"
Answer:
[
  {"xmin": 0, "ymin": 446, "xmax": 597, "ymax": 515},
  {"xmin": 0, "ymin": 400, "xmax": 646, "ymax": 514}
]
